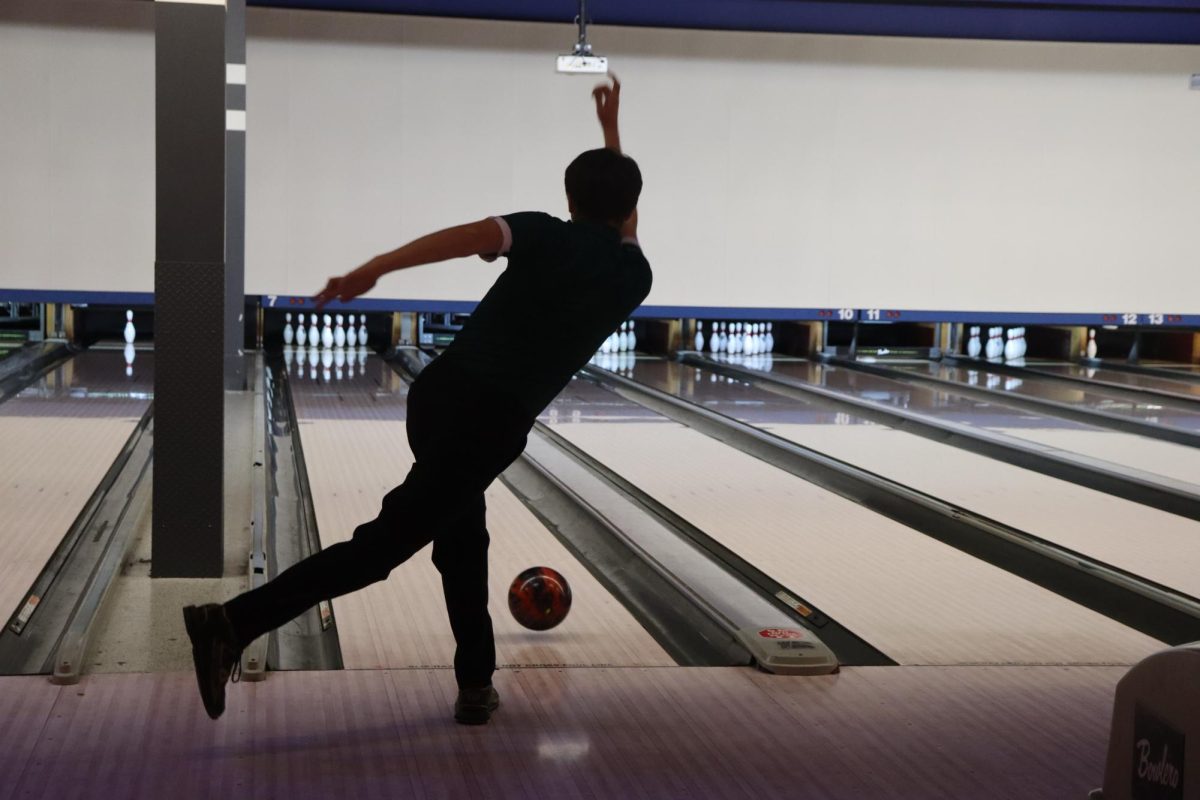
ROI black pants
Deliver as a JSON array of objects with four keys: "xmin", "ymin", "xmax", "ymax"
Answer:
[{"xmin": 224, "ymin": 367, "xmax": 534, "ymax": 688}]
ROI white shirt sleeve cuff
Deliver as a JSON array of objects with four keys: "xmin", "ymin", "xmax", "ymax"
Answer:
[
  {"xmin": 620, "ymin": 236, "xmax": 640, "ymax": 248},
  {"xmin": 490, "ymin": 216, "xmax": 513, "ymax": 255}
]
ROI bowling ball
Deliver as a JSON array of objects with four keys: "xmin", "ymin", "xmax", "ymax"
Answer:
[{"xmin": 508, "ymin": 566, "xmax": 572, "ymax": 631}]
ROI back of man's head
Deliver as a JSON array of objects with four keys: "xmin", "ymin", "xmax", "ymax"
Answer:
[{"xmin": 564, "ymin": 149, "xmax": 642, "ymax": 226}]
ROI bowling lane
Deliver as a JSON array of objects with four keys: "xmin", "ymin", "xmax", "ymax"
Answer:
[
  {"xmin": 733, "ymin": 357, "xmax": 1199, "ymax": 489},
  {"xmin": 543, "ymin": 374, "xmax": 1161, "ymax": 666},
  {"xmin": 0, "ymin": 349, "xmax": 153, "ymax": 624},
  {"xmin": 895, "ymin": 361, "xmax": 1200, "ymax": 435},
  {"xmin": 627, "ymin": 359, "xmax": 1200, "ymax": 601},
  {"xmin": 286, "ymin": 354, "xmax": 674, "ymax": 671},
  {"xmin": 1135, "ymin": 363, "xmax": 1200, "ymax": 378},
  {"xmin": 1025, "ymin": 362, "xmax": 1200, "ymax": 403}
]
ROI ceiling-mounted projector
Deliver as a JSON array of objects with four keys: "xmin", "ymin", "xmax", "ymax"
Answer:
[{"xmin": 557, "ymin": 0, "xmax": 609, "ymax": 74}]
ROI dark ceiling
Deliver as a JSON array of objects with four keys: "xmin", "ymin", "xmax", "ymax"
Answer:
[{"xmin": 245, "ymin": 0, "xmax": 1200, "ymax": 45}]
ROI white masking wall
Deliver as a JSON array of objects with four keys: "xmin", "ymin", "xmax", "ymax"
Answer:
[
  {"xmin": 0, "ymin": 3, "xmax": 155, "ymax": 295},
  {"xmin": 3, "ymin": 4, "xmax": 1199, "ymax": 313}
]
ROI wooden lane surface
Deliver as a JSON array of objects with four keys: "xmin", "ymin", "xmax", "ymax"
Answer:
[
  {"xmin": 627, "ymin": 359, "xmax": 1200, "ymax": 597},
  {"xmin": 765, "ymin": 358, "xmax": 1199, "ymax": 488},
  {"xmin": 546, "ymin": 417, "xmax": 1162, "ymax": 666},
  {"xmin": 993, "ymin": 426, "xmax": 1199, "ymax": 488},
  {"xmin": 289, "ymin": 365, "xmax": 674, "ymax": 670},
  {"xmin": 0, "ymin": 352, "xmax": 150, "ymax": 625},
  {"xmin": 771, "ymin": 424, "xmax": 1200, "ymax": 598},
  {"xmin": 1, "ymin": 664, "xmax": 1124, "ymax": 799}
]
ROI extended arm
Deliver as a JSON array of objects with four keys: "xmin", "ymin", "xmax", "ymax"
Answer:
[
  {"xmin": 314, "ymin": 218, "xmax": 504, "ymax": 308},
  {"xmin": 592, "ymin": 76, "xmax": 622, "ymax": 153},
  {"xmin": 593, "ymin": 76, "xmax": 638, "ymax": 240}
]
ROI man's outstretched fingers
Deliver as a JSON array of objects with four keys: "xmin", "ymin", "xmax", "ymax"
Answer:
[{"xmin": 314, "ymin": 277, "xmax": 341, "ymax": 311}]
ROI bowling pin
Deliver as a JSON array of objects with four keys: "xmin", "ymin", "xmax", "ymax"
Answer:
[
  {"xmin": 308, "ymin": 315, "xmax": 320, "ymax": 348},
  {"xmin": 358, "ymin": 317, "xmax": 368, "ymax": 347},
  {"xmin": 321, "ymin": 314, "xmax": 334, "ymax": 349},
  {"xmin": 708, "ymin": 322, "xmax": 720, "ymax": 353},
  {"xmin": 984, "ymin": 328, "xmax": 999, "ymax": 360},
  {"xmin": 1086, "ymin": 329, "xmax": 1098, "ymax": 359},
  {"xmin": 1017, "ymin": 327, "xmax": 1027, "ymax": 359},
  {"xmin": 717, "ymin": 322, "xmax": 727, "ymax": 353},
  {"xmin": 334, "ymin": 314, "xmax": 346, "ymax": 348},
  {"xmin": 1004, "ymin": 329, "xmax": 1019, "ymax": 361},
  {"xmin": 764, "ymin": 322, "xmax": 774, "ymax": 353},
  {"xmin": 283, "ymin": 313, "xmax": 294, "ymax": 345},
  {"xmin": 296, "ymin": 314, "xmax": 308, "ymax": 346},
  {"xmin": 628, "ymin": 321, "xmax": 637, "ymax": 353},
  {"xmin": 695, "ymin": 321, "xmax": 705, "ymax": 351},
  {"xmin": 347, "ymin": 315, "xmax": 358, "ymax": 348},
  {"xmin": 966, "ymin": 326, "xmax": 981, "ymax": 358},
  {"xmin": 123, "ymin": 310, "xmax": 136, "ymax": 344}
]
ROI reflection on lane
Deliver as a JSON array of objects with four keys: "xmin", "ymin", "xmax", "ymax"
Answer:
[
  {"xmin": 615, "ymin": 357, "xmax": 853, "ymax": 428},
  {"xmin": 751, "ymin": 357, "xmax": 1094, "ymax": 431},
  {"xmin": 282, "ymin": 343, "xmax": 374, "ymax": 385},
  {"xmin": 1031, "ymin": 362, "xmax": 1200, "ymax": 401},
  {"xmin": 895, "ymin": 361, "xmax": 1200, "ymax": 434},
  {"xmin": 1136, "ymin": 362, "xmax": 1200, "ymax": 377},
  {"xmin": 690, "ymin": 354, "xmax": 1200, "ymax": 487},
  {"xmin": 279, "ymin": 346, "xmax": 409, "ymax": 423},
  {"xmin": 5, "ymin": 349, "xmax": 154, "ymax": 411},
  {"xmin": 542, "ymin": 370, "xmax": 664, "ymax": 425}
]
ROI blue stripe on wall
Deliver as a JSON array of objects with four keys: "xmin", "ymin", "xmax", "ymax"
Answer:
[{"xmin": 6, "ymin": 290, "xmax": 1198, "ymax": 328}]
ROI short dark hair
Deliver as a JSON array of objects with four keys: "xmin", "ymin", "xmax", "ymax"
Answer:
[{"xmin": 564, "ymin": 148, "xmax": 642, "ymax": 224}]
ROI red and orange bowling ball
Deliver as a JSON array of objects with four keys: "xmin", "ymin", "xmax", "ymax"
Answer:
[{"xmin": 508, "ymin": 566, "xmax": 572, "ymax": 630}]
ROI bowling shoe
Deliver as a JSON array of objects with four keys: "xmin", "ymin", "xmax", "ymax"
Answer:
[
  {"xmin": 182, "ymin": 603, "xmax": 243, "ymax": 720},
  {"xmin": 454, "ymin": 685, "xmax": 500, "ymax": 725}
]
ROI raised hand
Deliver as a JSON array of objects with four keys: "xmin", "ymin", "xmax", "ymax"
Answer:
[
  {"xmin": 592, "ymin": 75, "xmax": 622, "ymax": 152},
  {"xmin": 314, "ymin": 264, "xmax": 378, "ymax": 310}
]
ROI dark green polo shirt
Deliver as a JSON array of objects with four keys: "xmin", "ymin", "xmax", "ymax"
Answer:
[{"xmin": 427, "ymin": 211, "xmax": 652, "ymax": 417}]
